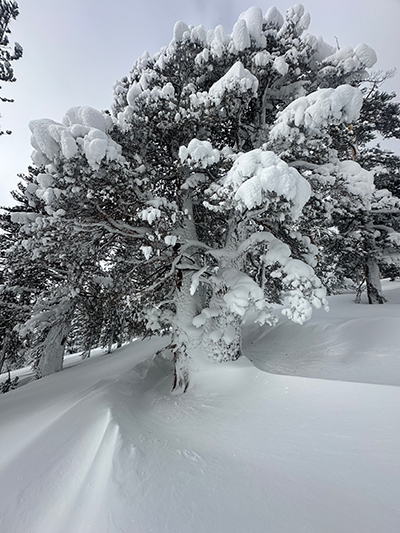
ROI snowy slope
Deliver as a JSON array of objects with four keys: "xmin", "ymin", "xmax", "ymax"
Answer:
[
  {"xmin": 0, "ymin": 284, "xmax": 400, "ymax": 533},
  {"xmin": 245, "ymin": 280, "xmax": 400, "ymax": 386}
]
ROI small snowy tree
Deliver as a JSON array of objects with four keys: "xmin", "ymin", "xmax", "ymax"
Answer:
[
  {"xmin": 0, "ymin": 172, "xmax": 50, "ymax": 373},
  {"xmin": 0, "ymin": 0, "xmax": 22, "ymax": 134}
]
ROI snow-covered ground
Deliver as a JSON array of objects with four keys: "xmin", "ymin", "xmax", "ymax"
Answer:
[
  {"xmin": 1, "ymin": 282, "xmax": 400, "ymax": 533},
  {"xmin": 245, "ymin": 280, "xmax": 400, "ymax": 386}
]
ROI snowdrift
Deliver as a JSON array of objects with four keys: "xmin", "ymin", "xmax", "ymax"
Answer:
[{"xmin": 0, "ymin": 284, "xmax": 400, "ymax": 532}]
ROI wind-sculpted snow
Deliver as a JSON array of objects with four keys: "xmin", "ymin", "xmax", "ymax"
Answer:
[{"xmin": 0, "ymin": 338, "xmax": 168, "ymax": 533}]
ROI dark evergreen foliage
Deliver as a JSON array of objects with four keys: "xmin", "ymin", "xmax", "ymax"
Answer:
[{"xmin": 0, "ymin": 0, "xmax": 22, "ymax": 134}]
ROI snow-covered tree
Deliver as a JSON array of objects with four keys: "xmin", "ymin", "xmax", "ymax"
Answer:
[
  {"xmin": 293, "ymin": 75, "xmax": 400, "ymax": 301},
  {"xmin": 0, "ymin": 172, "xmax": 50, "ymax": 373},
  {"xmin": 5, "ymin": 106, "xmax": 152, "ymax": 375},
  {"xmin": 9, "ymin": 4, "xmax": 394, "ymax": 390},
  {"xmin": 109, "ymin": 5, "xmax": 380, "ymax": 390},
  {"xmin": 354, "ymin": 81, "xmax": 400, "ymax": 289}
]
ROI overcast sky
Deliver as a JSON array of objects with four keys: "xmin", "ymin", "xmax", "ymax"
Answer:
[{"xmin": 0, "ymin": 0, "xmax": 399, "ymax": 206}]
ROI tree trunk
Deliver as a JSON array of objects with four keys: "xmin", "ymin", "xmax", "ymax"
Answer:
[
  {"xmin": 171, "ymin": 270, "xmax": 203, "ymax": 393},
  {"xmin": 35, "ymin": 299, "xmax": 75, "ymax": 378},
  {"xmin": 37, "ymin": 320, "xmax": 72, "ymax": 377},
  {"xmin": 81, "ymin": 333, "xmax": 92, "ymax": 359},
  {"xmin": 203, "ymin": 287, "xmax": 242, "ymax": 363},
  {"xmin": 205, "ymin": 219, "xmax": 246, "ymax": 363},
  {"xmin": 0, "ymin": 333, "xmax": 10, "ymax": 375},
  {"xmin": 117, "ymin": 315, "xmax": 125, "ymax": 349},
  {"xmin": 107, "ymin": 314, "xmax": 115, "ymax": 354},
  {"xmin": 171, "ymin": 195, "xmax": 202, "ymax": 393},
  {"xmin": 172, "ymin": 344, "xmax": 189, "ymax": 393},
  {"xmin": 363, "ymin": 227, "xmax": 386, "ymax": 305},
  {"xmin": 107, "ymin": 334, "xmax": 113, "ymax": 354},
  {"xmin": 365, "ymin": 256, "xmax": 386, "ymax": 304}
]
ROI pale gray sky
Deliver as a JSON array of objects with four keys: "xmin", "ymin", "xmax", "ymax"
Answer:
[{"xmin": 1, "ymin": 0, "xmax": 399, "ymax": 206}]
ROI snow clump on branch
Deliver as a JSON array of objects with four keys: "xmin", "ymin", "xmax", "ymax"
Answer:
[
  {"xmin": 270, "ymin": 85, "xmax": 364, "ymax": 143},
  {"xmin": 179, "ymin": 139, "xmax": 220, "ymax": 169},
  {"xmin": 223, "ymin": 149, "xmax": 311, "ymax": 220},
  {"xmin": 29, "ymin": 106, "xmax": 124, "ymax": 171},
  {"xmin": 209, "ymin": 61, "xmax": 258, "ymax": 100}
]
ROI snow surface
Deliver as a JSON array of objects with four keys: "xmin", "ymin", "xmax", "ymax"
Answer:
[{"xmin": 1, "ymin": 281, "xmax": 400, "ymax": 532}]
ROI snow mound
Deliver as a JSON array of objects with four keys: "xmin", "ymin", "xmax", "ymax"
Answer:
[{"xmin": 245, "ymin": 280, "xmax": 400, "ymax": 386}]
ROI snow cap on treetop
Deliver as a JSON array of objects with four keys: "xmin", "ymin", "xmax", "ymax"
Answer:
[
  {"xmin": 173, "ymin": 20, "xmax": 190, "ymax": 42},
  {"xmin": 265, "ymin": 6, "xmax": 284, "ymax": 29},
  {"xmin": 238, "ymin": 6, "xmax": 264, "ymax": 45},
  {"xmin": 115, "ymin": 3, "xmax": 377, "ymax": 122},
  {"xmin": 171, "ymin": 4, "xmax": 311, "ymax": 50}
]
